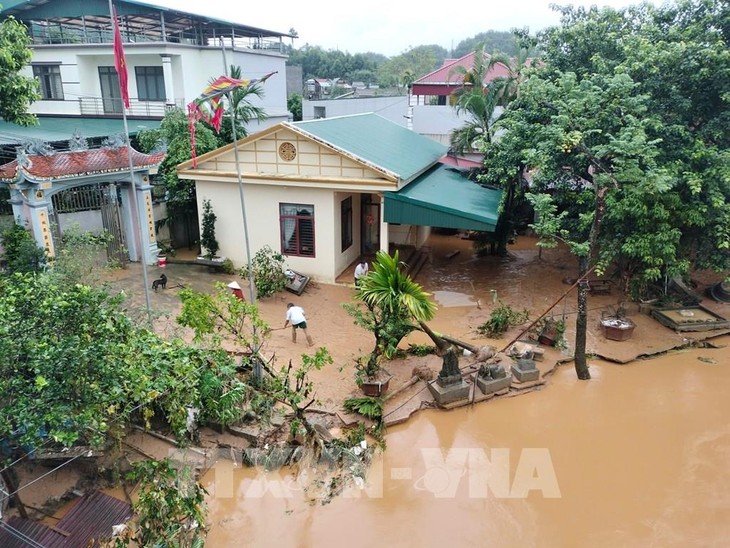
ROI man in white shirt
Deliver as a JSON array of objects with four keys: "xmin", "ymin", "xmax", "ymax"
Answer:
[
  {"xmin": 284, "ymin": 302, "xmax": 313, "ymax": 346},
  {"xmin": 354, "ymin": 259, "xmax": 369, "ymax": 286}
]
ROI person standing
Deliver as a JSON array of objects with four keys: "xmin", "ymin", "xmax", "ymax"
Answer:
[
  {"xmin": 284, "ymin": 302, "xmax": 313, "ymax": 346},
  {"xmin": 354, "ymin": 259, "xmax": 369, "ymax": 286}
]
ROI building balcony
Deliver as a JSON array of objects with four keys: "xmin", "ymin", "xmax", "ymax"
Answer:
[{"xmin": 30, "ymin": 97, "xmax": 185, "ymax": 119}]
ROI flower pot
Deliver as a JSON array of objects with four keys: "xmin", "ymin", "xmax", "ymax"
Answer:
[
  {"xmin": 600, "ymin": 318, "xmax": 635, "ymax": 341},
  {"xmin": 360, "ymin": 375, "xmax": 392, "ymax": 397},
  {"xmin": 538, "ymin": 322, "xmax": 562, "ymax": 346}
]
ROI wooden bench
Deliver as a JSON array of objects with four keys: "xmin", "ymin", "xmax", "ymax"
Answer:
[{"xmin": 588, "ymin": 279, "xmax": 612, "ymax": 295}]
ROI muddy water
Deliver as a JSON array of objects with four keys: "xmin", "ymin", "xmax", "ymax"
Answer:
[{"xmin": 202, "ymin": 335, "xmax": 730, "ymax": 547}]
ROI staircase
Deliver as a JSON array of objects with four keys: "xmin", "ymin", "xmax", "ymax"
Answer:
[{"xmin": 391, "ymin": 244, "xmax": 430, "ymax": 281}]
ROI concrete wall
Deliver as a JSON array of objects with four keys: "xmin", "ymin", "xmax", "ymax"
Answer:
[
  {"xmin": 25, "ymin": 43, "xmax": 290, "ymax": 123},
  {"xmin": 303, "ymin": 96, "xmax": 409, "ymax": 125},
  {"xmin": 196, "ymin": 180, "xmax": 348, "ymax": 283}
]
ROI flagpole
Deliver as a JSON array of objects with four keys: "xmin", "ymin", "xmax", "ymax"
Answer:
[
  {"xmin": 109, "ymin": 0, "xmax": 152, "ymax": 323},
  {"xmin": 221, "ymin": 39, "xmax": 261, "ymax": 379}
]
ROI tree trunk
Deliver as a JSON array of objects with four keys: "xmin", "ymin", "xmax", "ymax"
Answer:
[
  {"xmin": 2, "ymin": 468, "xmax": 28, "ymax": 519},
  {"xmin": 574, "ymin": 256, "xmax": 591, "ymax": 380},
  {"xmin": 418, "ymin": 321, "xmax": 450, "ymax": 354},
  {"xmin": 418, "ymin": 321, "xmax": 462, "ymax": 381},
  {"xmin": 494, "ymin": 179, "xmax": 516, "ymax": 256}
]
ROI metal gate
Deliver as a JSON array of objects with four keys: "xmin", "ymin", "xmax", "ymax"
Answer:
[{"xmin": 50, "ymin": 183, "xmax": 127, "ymax": 264}]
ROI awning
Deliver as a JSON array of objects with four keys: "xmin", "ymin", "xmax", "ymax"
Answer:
[
  {"xmin": 384, "ymin": 164, "xmax": 502, "ymax": 231},
  {"xmin": 0, "ymin": 116, "xmax": 161, "ymax": 145}
]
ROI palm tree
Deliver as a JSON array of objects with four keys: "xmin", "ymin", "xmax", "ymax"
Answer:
[
  {"xmin": 448, "ymin": 42, "xmax": 500, "ymax": 155},
  {"xmin": 483, "ymin": 41, "xmax": 533, "ymax": 107},
  {"xmin": 358, "ymin": 250, "xmax": 463, "ymax": 383},
  {"xmin": 217, "ymin": 65, "xmax": 268, "ymax": 144}
]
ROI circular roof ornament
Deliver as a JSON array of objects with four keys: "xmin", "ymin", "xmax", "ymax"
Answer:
[{"xmin": 278, "ymin": 142, "xmax": 297, "ymax": 161}]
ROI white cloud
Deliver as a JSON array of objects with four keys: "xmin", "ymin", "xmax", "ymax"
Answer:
[{"xmin": 154, "ymin": 0, "xmax": 659, "ymax": 56}]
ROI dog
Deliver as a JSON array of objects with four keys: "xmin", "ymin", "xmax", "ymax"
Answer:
[{"xmin": 152, "ymin": 273, "xmax": 167, "ymax": 291}]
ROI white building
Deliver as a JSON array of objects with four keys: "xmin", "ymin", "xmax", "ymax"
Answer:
[{"xmin": 0, "ymin": 0, "xmax": 294, "ymax": 149}]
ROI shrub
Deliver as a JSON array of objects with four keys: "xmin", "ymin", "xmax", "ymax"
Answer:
[
  {"xmin": 477, "ymin": 301, "xmax": 530, "ymax": 337},
  {"xmin": 0, "ymin": 224, "xmax": 47, "ymax": 273},
  {"xmin": 239, "ymin": 245, "xmax": 287, "ymax": 298},
  {"xmin": 200, "ymin": 199, "xmax": 219, "ymax": 259},
  {"xmin": 343, "ymin": 396, "xmax": 383, "ymax": 421}
]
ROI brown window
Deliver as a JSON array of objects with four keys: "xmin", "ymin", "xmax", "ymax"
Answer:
[
  {"xmin": 280, "ymin": 203, "xmax": 315, "ymax": 257},
  {"xmin": 341, "ymin": 197, "xmax": 352, "ymax": 252}
]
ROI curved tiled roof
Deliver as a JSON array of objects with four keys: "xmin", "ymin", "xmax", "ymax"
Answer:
[{"xmin": 0, "ymin": 147, "xmax": 165, "ymax": 183}]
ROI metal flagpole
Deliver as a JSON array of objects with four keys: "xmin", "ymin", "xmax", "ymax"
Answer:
[
  {"xmin": 108, "ymin": 0, "xmax": 152, "ymax": 322},
  {"xmin": 220, "ymin": 39, "xmax": 261, "ymax": 379}
]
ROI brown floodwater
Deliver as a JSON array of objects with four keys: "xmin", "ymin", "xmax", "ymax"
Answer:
[{"xmin": 201, "ymin": 334, "xmax": 730, "ymax": 547}]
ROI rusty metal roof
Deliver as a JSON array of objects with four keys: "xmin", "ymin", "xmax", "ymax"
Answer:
[{"xmin": 0, "ymin": 490, "xmax": 132, "ymax": 548}]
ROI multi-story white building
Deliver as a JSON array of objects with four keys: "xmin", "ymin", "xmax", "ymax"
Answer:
[
  {"xmin": 0, "ymin": 0, "xmax": 295, "ymax": 263},
  {"xmin": 0, "ymin": 0, "xmax": 294, "ymax": 149}
]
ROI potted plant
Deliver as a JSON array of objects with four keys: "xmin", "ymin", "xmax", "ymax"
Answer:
[
  {"xmin": 354, "ymin": 356, "xmax": 392, "ymax": 397},
  {"xmin": 600, "ymin": 303, "xmax": 635, "ymax": 341}
]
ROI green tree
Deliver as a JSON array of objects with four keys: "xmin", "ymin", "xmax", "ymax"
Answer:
[
  {"xmin": 0, "ymin": 9, "xmax": 40, "ymax": 126},
  {"xmin": 357, "ymin": 251, "xmax": 464, "ymax": 383},
  {"xmin": 0, "ymin": 273, "xmax": 246, "ymax": 450},
  {"xmin": 453, "ymin": 30, "xmax": 527, "ymax": 58},
  {"xmin": 0, "ymin": 224, "xmax": 46, "ymax": 273},
  {"xmin": 287, "ymin": 92, "xmax": 303, "ymax": 121},
  {"xmin": 215, "ymin": 64, "xmax": 268, "ymax": 145},
  {"xmin": 122, "ymin": 458, "xmax": 208, "ymax": 547},
  {"xmin": 448, "ymin": 42, "xmax": 499, "ymax": 154},
  {"xmin": 137, "ymin": 107, "xmax": 219, "ymax": 245},
  {"xmin": 481, "ymin": 1, "xmax": 730, "ymax": 378},
  {"xmin": 200, "ymin": 198, "xmax": 219, "ymax": 259}
]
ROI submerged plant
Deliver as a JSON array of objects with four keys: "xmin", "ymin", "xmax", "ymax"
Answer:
[{"xmin": 477, "ymin": 301, "xmax": 530, "ymax": 337}]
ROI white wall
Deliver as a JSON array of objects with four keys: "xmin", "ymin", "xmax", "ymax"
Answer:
[
  {"xmin": 196, "ymin": 179, "xmax": 341, "ymax": 283},
  {"xmin": 333, "ymin": 191, "xmax": 362, "ymax": 276},
  {"xmin": 25, "ymin": 44, "xmax": 290, "ymax": 122},
  {"xmin": 302, "ymin": 96, "xmax": 409, "ymax": 125}
]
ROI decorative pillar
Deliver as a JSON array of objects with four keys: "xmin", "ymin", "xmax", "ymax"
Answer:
[
  {"xmin": 118, "ymin": 172, "xmax": 159, "ymax": 265},
  {"xmin": 25, "ymin": 188, "xmax": 55, "ymax": 258},
  {"xmin": 378, "ymin": 195, "xmax": 389, "ymax": 253},
  {"xmin": 8, "ymin": 187, "xmax": 25, "ymax": 224},
  {"xmin": 160, "ymin": 54, "xmax": 175, "ymax": 105}
]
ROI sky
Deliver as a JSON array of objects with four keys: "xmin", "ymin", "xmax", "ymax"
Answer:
[{"xmin": 152, "ymin": 0, "xmax": 660, "ymax": 57}]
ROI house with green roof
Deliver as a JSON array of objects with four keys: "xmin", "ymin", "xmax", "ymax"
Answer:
[{"xmin": 177, "ymin": 113, "xmax": 502, "ymax": 283}]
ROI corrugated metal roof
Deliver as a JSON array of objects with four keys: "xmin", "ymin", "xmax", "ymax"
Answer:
[
  {"xmin": 292, "ymin": 113, "xmax": 448, "ymax": 183},
  {"xmin": 384, "ymin": 164, "xmax": 502, "ymax": 231},
  {"xmin": 0, "ymin": 116, "xmax": 161, "ymax": 146},
  {"xmin": 0, "ymin": 490, "xmax": 132, "ymax": 548}
]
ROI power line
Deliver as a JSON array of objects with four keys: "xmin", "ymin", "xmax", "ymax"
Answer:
[{"xmin": 0, "ymin": 520, "xmax": 46, "ymax": 548}]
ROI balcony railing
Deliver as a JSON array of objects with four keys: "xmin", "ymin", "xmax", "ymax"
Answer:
[
  {"xmin": 28, "ymin": 24, "xmax": 285, "ymax": 53},
  {"xmin": 78, "ymin": 97, "xmax": 185, "ymax": 118}
]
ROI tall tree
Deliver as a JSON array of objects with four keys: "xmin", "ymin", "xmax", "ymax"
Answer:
[
  {"xmin": 0, "ymin": 8, "xmax": 40, "ymax": 125},
  {"xmin": 448, "ymin": 42, "xmax": 499, "ymax": 155},
  {"xmin": 481, "ymin": 1, "xmax": 730, "ymax": 378},
  {"xmin": 216, "ymin": 64, "xmax": 268, "ymax": 144},
  {"xmin": 358, "ymin": 251, "xmax": 464, "ymax": 383}
]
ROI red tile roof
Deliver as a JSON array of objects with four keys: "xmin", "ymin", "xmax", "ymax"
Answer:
[
  {"xmin": 411, "ymin": 51, "xmax": 511, "ymax": 96},
  {"xmin": 0, "ymin": 147, "xmax": 165, "ymax": 182}
]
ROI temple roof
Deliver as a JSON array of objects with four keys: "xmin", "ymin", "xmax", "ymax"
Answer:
[{"xmin": 0, "ymin": 146, "xmax": 165, "ymax": 183}]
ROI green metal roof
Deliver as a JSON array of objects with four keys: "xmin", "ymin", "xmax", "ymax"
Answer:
[
  {"xmin": 293, "ymin": 113, "xmax": 448, "ymax": 182},
  {"xmin": 384, "ymin": 164, "xmax": 502, "ymax": 231},
  {"xmin": 0, "ymin": 116, "xmax": 161, "ymax": 145},
  {"xmin": 0, "ymin": 0, "xmax": 293, "ymax": 39}
]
